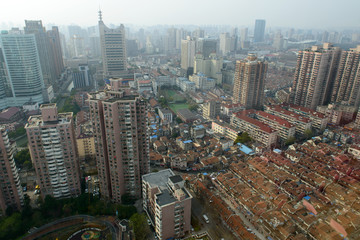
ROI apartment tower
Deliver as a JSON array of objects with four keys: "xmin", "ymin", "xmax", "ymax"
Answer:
[
  {"xmin": 181, "ymin": 36, "xmax": 196, "ymax": 71},
  {"xmin": 291, "ymin": 43, "xmax": 341, "ymax": 109},
  {"xmin": 98, "ymin": 11, "xmax": 127, "ymax": 78},
  {"xmin": 0, "ymin": 127, "xmax": 23, "ymax": 213},
  {"xmin": 25, "ymin": 104, "xmax": 81, "ymax": 199},
  {"xmin": 88, "ymin": 79, "xmax": 149, "ymax": 202},
  {"xmin": 331, "ymin": 45, "xmax": 360, "ymax": 108},
  {"xmin": 233, "ymin": 54, "xmax": 267, "ymax": 109}
]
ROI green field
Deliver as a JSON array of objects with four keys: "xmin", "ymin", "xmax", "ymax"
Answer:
[
  {"xmin": 160, "ymin": 89, "xmax": 186, "ymax": 102},
  {"xmin": 169, "ymin": 103, "xmax": 190, "ymax": 113}
]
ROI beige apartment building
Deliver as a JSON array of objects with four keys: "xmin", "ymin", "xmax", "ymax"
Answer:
[
  {"xmin": 25, "ymin": 104, "xmax": 81, "ymax": 199},
  {"xmin": 233, "ymin": 54, "xmax": 267, "ymax": 109},
  {"xmin": 0, "ymin": 127, "xmax": 23, "ymax": 213},
  {"xmin": 142, "ymin": 169, "xmax": 192, "ymax": 240}
]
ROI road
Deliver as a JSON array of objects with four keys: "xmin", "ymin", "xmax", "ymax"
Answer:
[
  {"xmin": 190, "ymin": 190, "xmax": 237, "ymax": 240},
  {"xmin": 215, "ymin": 189, "xmax": 266, "ymax": 240}
]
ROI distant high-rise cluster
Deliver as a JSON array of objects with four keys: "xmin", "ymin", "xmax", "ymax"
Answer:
[
  {"xmin": 291, "ymin": 43, "xmax": 360, "ymax": 109},
  {"xmin": 98, "ymin": 11, "xmax": 127, "ymax": 78},
  {"xmin": 233, "ymin": 54, "xmax": 267, "ymax": 109}
]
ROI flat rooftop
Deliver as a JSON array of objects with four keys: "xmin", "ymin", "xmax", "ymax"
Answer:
[{"xmin": 142, "ymin": 169, "xmax": 174, "ymax": 188}]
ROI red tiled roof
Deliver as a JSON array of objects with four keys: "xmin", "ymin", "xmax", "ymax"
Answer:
[
  {"xmin": 288, "ymin": 103, "xmax": 326, "ymax": 118},
  {"xmin": 233, "ymin": 110, "xmax": 276, "ymax": 133},
  {"xmin": 267, "ymin": 105, "xmax": 311, "ymax": 123},
  {"xmin": 256, "ymin": 110, "xmax": 294, "ymax": 128}
]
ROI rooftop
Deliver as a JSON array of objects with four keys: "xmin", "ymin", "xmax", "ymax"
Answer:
[
  {"xmin": 256, "ymin": 110, "xmax": 294, "ymax": 128},
  {"xmin": 142, "ymin": 169, "xmax": 174, "ymax": 188},
  {"xmin": 233, "ymin": 110, "xmax": 276, "ymax": 133},
  {"xmin": 267, "ymin": 105, "xmax": 311, "ymax": 123}
]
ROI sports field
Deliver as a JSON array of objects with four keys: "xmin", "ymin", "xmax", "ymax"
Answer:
[{"xmin": 169, "ymin": 103, "xmax": 190, "ymax": 113}]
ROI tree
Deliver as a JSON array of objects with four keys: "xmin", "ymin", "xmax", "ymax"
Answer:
[
  {"xmin": 304, "ymin": 129, "xmax": 314, "ymax": 140},
  {"xmin": 285, "ymin": 136, "xmax": 296, "ymax": 146},
  {"xmin": 121, "ymin": 194, "xmax": 136, "ymax": 205},
  {"xmin": 14, "ymin": 149, "xmax": 31, "ymax": 168},
  {"xmin": 116, "ymin": 205, "xmax": 137, "ymax": 219},
  {"xmin": 189, "ymin": 104, "xmax": 198, "ymax": 112},
  {"xmin": 175, "ymin": 117, "xmax": 183, "ymax": 124},
  {"xmin": 130, "ymin": 213, "xmax": 151, "ymax": 240},
  {"xmin": 234, "ymin": 132, "xmax": 251, "ymax": 145}
]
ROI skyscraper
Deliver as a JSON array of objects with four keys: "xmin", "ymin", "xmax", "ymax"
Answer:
[
  {"xmin": 98, "ymin": 11, "xmax": 127, "ymax": 78},
  {"xmin": 0, "ymin": 127, "xmax": 23, "ymax": 213},
  {"xmin": 88, "ymin": 79, "xmax": 149, "ymax": 202},
  {"xmin": 0, "ymin": 32, "xmax": 45, "ymax": 109},
  {"xmin": 331, "ymin": 45, "xmax": 360, "ymax": 108},
  {"xmin": 47, "ymin": 26, "xmax": 64, "ymax": 78},
  {"xmin": 25, "ymin": 104, "xmax": 81, "ymax": 199},
  {"xmin": 254, "ymin": 19, "xmax": 266, "ymax": 43},
  {"xmin": 181, "ymin": 36, "xmax": 196, "ymax": 71},
  {"xmin": 291, "ymin": 43, "xmax": 341, "ymax": 109},
  {"xmin": 233, "ymin": 54, "xmax": 267, "ymax": 109},
  {"xmin": 24, "ymin": 20, "xmax": 56, "ymax": 85}
]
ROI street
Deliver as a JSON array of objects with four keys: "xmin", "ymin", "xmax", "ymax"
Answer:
[{"xmin": 190, "ymin": 190, "xmax": 237, "ymax": 240}]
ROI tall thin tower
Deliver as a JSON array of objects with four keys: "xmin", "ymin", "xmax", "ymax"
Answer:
[{"xmin": 98, "ymin": 11, "xmax": 127, "ymax": 78}]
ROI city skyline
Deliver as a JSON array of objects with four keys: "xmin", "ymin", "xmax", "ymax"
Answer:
[{"xmin": 1, "ymin": 0, "xmax": 360, "ymax": 29}]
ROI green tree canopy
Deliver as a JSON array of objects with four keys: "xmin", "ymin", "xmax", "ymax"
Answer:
[
  {"xmin": 234, "ymin": 132, "xmax": 252, "ymax": 145},
  {"xmin": 130, "ymin": 213, "xmax": 151, "ymax": 240}
]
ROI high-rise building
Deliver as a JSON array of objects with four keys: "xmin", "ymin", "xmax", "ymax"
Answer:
[
  {"xmin": 233, "ymin": 54, "xmax": 267, "ymax": 109},
  {"xmin": 193, "ymin": 53, "xmax": 223, "ymax": 84},
  {"xmin": 254, "ymin": 19, "xmax": 266, "ymax": 43},
  {"xmin": 219, "ymin": 33, "xmax": 236, "ymax": 55},
  {"xmin": 98, "ymin": 11, "xmax": 127, "ymax": 78},
  {"xmin": 25, "ymin": 104, "xmax": 81, "ymax": 199},
  {"xmin": 88, "ymin": 80, "xmax": 149, "ymax": 202},
  {"xmin": 0, "ymin": 32, "xmax": 45, "ymax": 110},
  {"xmin": 291, "ymin": 43, "xmax": 341, "ymax": 109},
  {"xmin": 142, "ymin": 169, "xmax": 192, "ymax": 240},
  {"xmin": 0, "ymin": 127, "xmax": 23, "ymax": 213},
  {"xmin": 202, "ymin": 100, "xmax": 220, "ymax": 120},
  {"xmin": 181, "ymin": 36, "xmax": 196, "ymax": 71},
  {"xmin": 331, "ymin": 45, "xmax": 360, "ymax": 108},
  {"xmin": 196, "ymin": 38, "xmax": 217, "ymax": 59},
  {"xmin": 24, "ymin": 20, "xmax": 56, "ymax": 85},
  {"xmin": 47, "ymin": 26, "xmax": 64, "ymax": 78},
  {"xmin": 73, "ymin": 64, "xmax": 91, "ymax": 88}
]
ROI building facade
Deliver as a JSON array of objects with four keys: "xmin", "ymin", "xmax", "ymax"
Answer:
[
  {"xmin": 330, "ymin": 45, "xmax": 360, "ymax": 108},
  {"xmin": 233, "ymin": 54, "xmax": 267, "ymax": 109},
  {"xmin": 254, "ymin": 19, "xmax": 266, "ymax": 43},
  {"xmin": 291, "ymin": 43, "xmax": 341, "ymax": 109},
  {"xmin": 25, "ymin": 104, "xmax": 81, "ymax": 199},
  {"xmin": 181, "ymin": 36, "xmax": 196, "ymax": 71},
  {"xmin": 0, "ymin": 127, "xmax": 23, "ymax": 213},
  {"xmin": 0, "ymin": 32, "xmax": 45, "ymax": 110},
  {"xmin": 142, "ymin": 169, "xmax": 192, "ymax": 240},
  {"xmin": 88, "ymin": 85, "xmax": 149, "ymax": 202},
  {"xmin": 98, "ymin": 11, "xmax": 127, "ymax": 78}
]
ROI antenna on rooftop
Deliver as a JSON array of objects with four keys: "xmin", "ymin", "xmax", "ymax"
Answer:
[{"xmin": 98, "ymin": 6, "xmax": 103, "ymax": 22}]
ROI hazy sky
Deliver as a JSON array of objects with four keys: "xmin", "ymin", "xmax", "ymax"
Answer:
[{"xmin": 1, "ymin": 0, "xmax": 360, "ymax": 29}]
